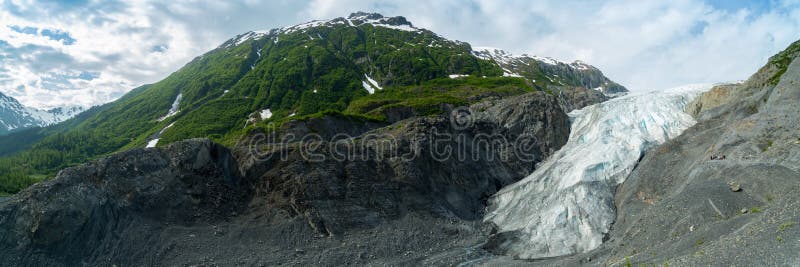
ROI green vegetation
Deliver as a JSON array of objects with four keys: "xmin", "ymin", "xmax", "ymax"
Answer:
[
  {"xmin": 767, "ymin": 39, "xmax": 800, "ymax": 86},
  {"xmin": 346, "ymin": 76, "xmax": 531, "ymax": 120},
  {"xmin": 0, "ymin": 22, "xmax": 509, "ymax": 193},
  {"xmin": 779, "ymin": 221, "xmax": 796, "ymax": 232},
  {"xmin": 153, "ymin": 23, "xmax": 507, "ymax": 146},
  {"xmin": 0, "ymin": 15, "xmax": 606, "ymax": 194},
  {"xmin": 746, "ymin": 104, "xmax": 759, "ymax": 115},
  {"xmin": 749, "ymin": 207, "xmax": 763, "ymax": 213}
]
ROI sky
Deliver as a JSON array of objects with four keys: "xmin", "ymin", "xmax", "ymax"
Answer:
[{"xmin": 1, "ymin": 0, "xmax": 799, "ymax": 109}]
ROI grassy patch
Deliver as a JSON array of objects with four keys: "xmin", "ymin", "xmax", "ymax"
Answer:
[
  {"xmin": 749, "ymin": 207, "xmax": 763, "ymax": 213},
  {"xmin": 779, "ymin": 221, "xmax": 796, "ymax": 232},
  {"xmin": 767, "ymin": 39, "xmax": 800, "ymax": 86},
  {"xmin": 346, "ymin": 76, "xmax": 530, "ymax": 118}
]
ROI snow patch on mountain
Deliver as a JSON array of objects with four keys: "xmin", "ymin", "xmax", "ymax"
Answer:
[
  {"xmin": 362, "ymin": 74, "xmax": 382, "ymax": 94},
  {"xmin": 365, "ymin": 74, "xmax": 382, "ymax": 89},
  {"xmin": 484, "ymin": 84, "xmax": 712, "ymax": 259},
  {"xmin": 362, "ymin": 81, "xmax": 376, "ymax": 94},
  {"xmin": 158, "ymin": 93, "xmax": 182, "ymax": 122},
  {"xmin": 146, "ymin": 122, "xmax": 176, "ymax": 148},
  {"xmin": 146, "ymin": 139, "xmax": 159, "ymax": 148},
  {"xmin": 224, "ymin": 13, "xmax": 422, "ymax": 49},
  {"xmin": 259, "ymin": 109, "xmax": 272, "ymax": 120},
  {"xmin": 346, "ymin": 12, "xmax": 419, "ymax": 32},
  {"xmin": 232, "ymin": 30, "xmax": 270, "ymax": 46},
  {"xmin": 282, "ymin": 19, "xmax": 345, "ymax": 34},
  {"xmin": 472, "ymin": 46, "xmax": 568, "ymax": 66}
]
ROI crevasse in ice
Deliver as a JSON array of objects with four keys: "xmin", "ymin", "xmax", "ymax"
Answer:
[{"xmin": 484, "ymin": 84, "xmax": 712, "ymax": 259}]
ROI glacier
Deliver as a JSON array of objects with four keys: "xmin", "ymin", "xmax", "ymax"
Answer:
[{"xmin": 484, "ymin": 84, "xmax": 712, "ymax": 259}]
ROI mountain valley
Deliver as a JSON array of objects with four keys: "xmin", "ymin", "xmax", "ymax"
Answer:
[{"xmin": 0, "ymin": 11, "xmax": 798, "ymax": 267}]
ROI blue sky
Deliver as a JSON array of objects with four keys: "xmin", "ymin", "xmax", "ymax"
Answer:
[{"xmin": 1, "ymin": 0, "xmax": 799, "ymax": 108}]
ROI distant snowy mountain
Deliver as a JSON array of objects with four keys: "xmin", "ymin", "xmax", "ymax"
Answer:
[
  {"xmin": 472, "ymin": 47, "xmax": 628, "ymax": 95},
  {"xmin": 0, "ymin": 92, "xmax": 84, "ymax": 135}
]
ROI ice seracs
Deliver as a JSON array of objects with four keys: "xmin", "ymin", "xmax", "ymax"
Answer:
[{"xmin": 484, "ymin": 84, "xmax": 713, "ymax": 259}]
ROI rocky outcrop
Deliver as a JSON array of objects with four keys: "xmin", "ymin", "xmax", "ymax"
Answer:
[
  {"xmin": 233, "ymin": 92, "xmax": 570, "ymax": 234},
  {"xmin": 554, "ymin": 86, "xmax": 609, "ymax": 112},
  {"xmin": 0, "ymin": 139, "xmax": 250, "ymax": 266},
  {"xmin": 686, "ymin": 83, "xmax": 737, "ymax": 117}
]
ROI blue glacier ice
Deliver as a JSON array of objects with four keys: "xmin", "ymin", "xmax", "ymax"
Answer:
[{"xmin": 484, "ymin": 84, "xmax": 713, "ymax": 259}]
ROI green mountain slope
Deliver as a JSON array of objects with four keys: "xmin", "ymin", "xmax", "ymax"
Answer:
[{"xmin": 0, "ymin": 12, "xmax": 626, "ymax": 194}]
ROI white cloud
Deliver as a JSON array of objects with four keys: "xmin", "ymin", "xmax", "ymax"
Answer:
[{"xmin": 0, "ymin": 0, "xmax": 798, "ymax": 109}]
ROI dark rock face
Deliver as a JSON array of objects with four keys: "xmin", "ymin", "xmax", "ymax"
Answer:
[
  {"xmin": 0, "ymin": 139, "xmax": 250, "ymax": 266},
  {"xmin": 554, "ymin": 85, "xmax": 609, "ymax": 112},
  {"xmin": 0, "ymin": 91, "xmax": 583, "ymax": 266},
  {"xmin": 536, "ymin": 63, "xmax": 628, "ymax": 95},
  {"xmin": 234, "ymin": 92, "xmax": 570, "ymax": 234}
]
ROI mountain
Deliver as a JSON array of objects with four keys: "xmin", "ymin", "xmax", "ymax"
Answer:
[
  {"xmin": 1, "ymin": 12, "xmax": 795, "ymax": 267},
  {"xmin": 472, "ymin": 47, "xmax": 628, "ymax": 95},
  {"xmin": 0, "ymin": 11, "xmax": 626, "ymax": 266},
  {"xmin": 0, "ymin": 92, "xmax": 84, "ymax": 135},
  {"xmin": 0, "ymin": 12, "xmax": 625, "ymax": 194}
]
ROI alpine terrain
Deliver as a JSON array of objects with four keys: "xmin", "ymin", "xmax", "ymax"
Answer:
[
  {"xmin": 0, "ymin": 92, "xmax": 84, "ymax": 136},
  {"xmin": 0, "ymin": 11, "xmax": 797, "ymax": 267}
]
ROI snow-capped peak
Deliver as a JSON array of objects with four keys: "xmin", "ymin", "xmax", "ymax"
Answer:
[
  {"xmin": 221, "ymin": 12, "xmax": 422, "ymax": 48},
  {"xmin": 472, "ymin": 46, "xmax": 570, "ymax": 66},
  {"xmin": 0, "ymin": 92, "xmax": 85, "ymax": 134},
  {"xmin": 280, "ymin": 19, "xmax": 346, "ymax": 34},
  {"xmin": 345, "ymin": 12, "xmax": 419, "ymax": 32},
  {"xmin": 471, "ymin": 46, "xmax": 517, "ymax": 64}
]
